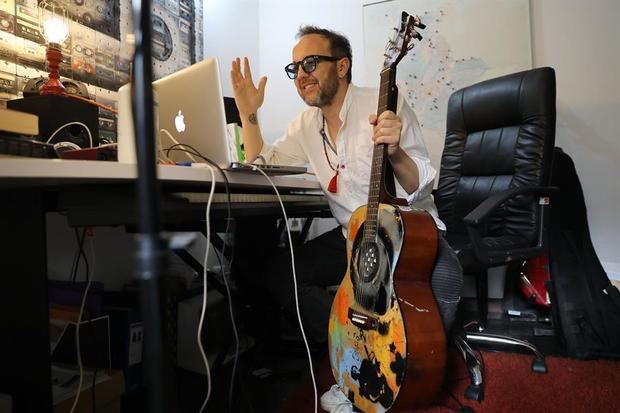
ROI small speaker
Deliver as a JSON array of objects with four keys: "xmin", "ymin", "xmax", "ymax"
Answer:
[
  {"xmin": 22, "ymin": 77, "xmax": 90, "ymax": 98},
  {"xmin": 7, "ymin": 94, "xmax": 99, "ymax": 148},
  {"xmin": 224, "ymin": 96, "xmax": 241, "ymax": 127}
]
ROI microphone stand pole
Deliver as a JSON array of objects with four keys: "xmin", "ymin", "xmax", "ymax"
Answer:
[{"xmin": 131, "ymin": 1, "xmax": 168, "ymax": 411}]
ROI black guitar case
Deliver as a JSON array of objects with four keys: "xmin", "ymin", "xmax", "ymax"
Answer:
[{"xmin": 547, "ymin": 147, "xmax": 620, "ymax": 359}]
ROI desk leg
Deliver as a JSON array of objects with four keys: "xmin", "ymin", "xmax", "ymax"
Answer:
[{"xmin": 0, "ymin": 190, "xmax": 52, "ymax": 412}]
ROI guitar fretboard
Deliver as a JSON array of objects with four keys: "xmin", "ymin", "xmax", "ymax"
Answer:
[{"xmin": 362, "ymin": 67, "xmax": 396, "ymax": 244}]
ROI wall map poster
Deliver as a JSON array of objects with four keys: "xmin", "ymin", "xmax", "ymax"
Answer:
[
  {"xmin": 0, "ymin": 0, "xmax": 204, "ymax": 142},
  {"xmin": 363, "ymin": 0, "xmax": 531, "ymax": 170}
]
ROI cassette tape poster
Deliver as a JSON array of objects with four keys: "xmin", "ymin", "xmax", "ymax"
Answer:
[{"xmin": 0, "ymin": 0, "xmax": 204, "ymax": 142}]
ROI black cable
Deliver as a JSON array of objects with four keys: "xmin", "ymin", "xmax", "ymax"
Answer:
[
  {"xmin": 164, "ymin": 144, "xmax": 240, "ymax": 411},
  {"xmin": 72, "ymin": 228, "xmax": 88, "ymax": 282},
  {"xmin": 237, "ymin": 370, "xmax": 257, "ymax": 413},
  {"xmin": 164, "ymin": 145, "xmax": 234, "ymax": 274},
  {"xmin": 70, "ymin": 228, "xmax": 81, "ymax": 282},
  {"xmin": 91, "ymin": 364, "xmax": 97, "ymax": 413},
  {"xmin": 439, "ymin": 362, "xmax": 473, "ymax": 413},
  {"xmin": 213, "ymin": 243, "xmax": 226, "ymax": 281},
  {"xmin": 444, "ymin": 388, "xmax": 472, "ymax": 413},
  {"xmin": 164, "ymin": 145, "xmax": 234, "ymax": 276},
  {"xmin": 80, "ymin": 235, "xmax": 95, "ymax": 413},
  {"xmin": 80, "ymin": 233, "xmax": 89, "ymax": 283}
]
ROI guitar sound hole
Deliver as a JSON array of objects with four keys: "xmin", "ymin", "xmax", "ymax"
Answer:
[{"xmin": 359, "ymin": 243, "xmax": 379, "ymax": 282}]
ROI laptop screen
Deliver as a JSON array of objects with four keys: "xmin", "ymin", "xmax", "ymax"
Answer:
[
  {"xmin": 153, "ymin": 57, "xmax": 232, "ymax": 167},
  {"xmin": 116, "ymin": 58, "xmax": 306, "ymax": 174}
]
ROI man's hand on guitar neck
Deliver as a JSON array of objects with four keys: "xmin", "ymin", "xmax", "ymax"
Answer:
[
  {"xmin": 369, "ymin": 110, "xmax": 402, "ymax": 157},
  {"xmin": 369, "ymin": 111, "xmax": 420, "ymax": 195}
]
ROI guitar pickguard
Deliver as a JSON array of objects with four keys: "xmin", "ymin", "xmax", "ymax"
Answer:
[{"xmin": 350, "ymin": 225, "xmax": 397, "ymax": 315}]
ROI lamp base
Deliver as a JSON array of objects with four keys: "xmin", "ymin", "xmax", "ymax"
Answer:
[
  {"xmin": 40, "ymin": 42, "xmax": 66, "ymax": 96},
  {"xmin": 39, "ymin": 78, "xmax": 66, "ymax": 96}
]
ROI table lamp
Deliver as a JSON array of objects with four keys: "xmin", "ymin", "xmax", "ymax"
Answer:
[{"xmin": 38, "ymin": 0, "xmax": 69, "ymax": 95}]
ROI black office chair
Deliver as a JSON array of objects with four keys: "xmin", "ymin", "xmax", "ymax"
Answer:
[{"xmin": 435, "ymin": 67, "xmax": 557, "ymax": 400}]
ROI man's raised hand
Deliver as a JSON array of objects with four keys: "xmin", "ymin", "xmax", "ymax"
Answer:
[{"xmin": 230, "ymin": 57, "xmax": 268, "ymax": 119}]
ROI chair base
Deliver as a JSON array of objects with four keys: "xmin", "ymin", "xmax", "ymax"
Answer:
[
  {"xmin": 454, "ymin": 335, "xmax": 484, "ymax": 401},
  {"xmin": 465, "ymin": 331, "xmax": 548, "ymax": 374},
  {"xmin": 454, "ymin": 323, "xmax": 548, "ymax": 402},
  {"xmin": 464, "ymin": 384, "xmax": 484, "ymax": 402}
]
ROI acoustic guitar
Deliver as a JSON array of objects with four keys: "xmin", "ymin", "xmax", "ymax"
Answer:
[{"xmin": 327, "ymin": 12, "xmax": 446, "ymax": 413}]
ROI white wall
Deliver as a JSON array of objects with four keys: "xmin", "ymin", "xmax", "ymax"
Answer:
[
  {"xmin": 203, "ymin": 0, "xmax": 260, "ymax": 98},
  {"xmin": 530, "ymin": 0, "xmax": 620, "ymax": 279},
  {"xmin": 204, "ymin": 0, "xmax": 620, "ymax": 279},
  {"xmin": 257, "ymin": 0, "xmax": 369, "ymax": 141}
]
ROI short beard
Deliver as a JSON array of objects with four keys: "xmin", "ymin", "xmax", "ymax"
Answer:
[{"xmin": 301, "ymin": 68, "xmax": 339, "ymax": 108}]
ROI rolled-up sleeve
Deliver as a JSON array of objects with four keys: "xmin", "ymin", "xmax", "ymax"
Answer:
[
  {"xmin": 258, "ymin": 115, "xmax": 309, "ymax": 166},
  {"xmin": 395, "ymin": 93, "xmax": 437, "ymax": 206}
]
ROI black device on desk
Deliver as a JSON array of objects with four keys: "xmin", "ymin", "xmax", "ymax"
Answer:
[
  {"xmin": 0, "ymin": 135, "xmax": 56, "ymax": 158},
  {"xmin": 224, "ymin": 96, "xmax": 241, "ymax": 126},
  {"xmin": 7, "ymin": 94, "xmax": 99, "ymax": 148}
]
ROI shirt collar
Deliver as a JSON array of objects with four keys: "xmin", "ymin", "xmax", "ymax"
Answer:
[
  {"xmin": 338, "ymin": 83, "xmax": 355, "ymax": 123},
  {"xmin": 314, "ymin": 83, "xmax": 356, "ymax": 135}
]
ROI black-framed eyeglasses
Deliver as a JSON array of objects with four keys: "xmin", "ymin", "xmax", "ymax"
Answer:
[{"xmin": 284, "ymin": 55, "xmax": 340, "ymax": 80}]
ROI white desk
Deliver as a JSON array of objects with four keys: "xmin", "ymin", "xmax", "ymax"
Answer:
[
  {"xmin": 0, "ymin": 157, "xmax": 322, "ymax": 191},
  {"xmin": 0, "ymin": 158, "xmax": 328, "ymax": 412}
]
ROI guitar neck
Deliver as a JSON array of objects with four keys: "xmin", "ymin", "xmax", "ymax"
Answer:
[{"xmin": 363, "ymin": 66, "xmax": 402, "ymax": 243}]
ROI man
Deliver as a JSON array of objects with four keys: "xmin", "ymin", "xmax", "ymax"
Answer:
[{"xmin": 230, "ymin": 26, "xmax": 462, "ymax": 345}]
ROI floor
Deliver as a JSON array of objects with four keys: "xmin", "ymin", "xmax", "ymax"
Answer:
[
  {"xmin": 176, "ymin": 333, "xmax": 323, "ymax": 413},
  {"xmin": 121, "ymin": 261, "xmax": 567, "ymax": 413},
  {"xmin": 169, "ymin": 276, "xmax": 565, "ymax": 413}
]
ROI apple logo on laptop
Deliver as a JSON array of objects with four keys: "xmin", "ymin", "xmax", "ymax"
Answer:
[{"xmin": 174, "ymin": 110, "xmax": 186, "ymax": 133}]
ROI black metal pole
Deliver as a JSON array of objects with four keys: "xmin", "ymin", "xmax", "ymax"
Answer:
[{"xmin": 131, "ymin": 1, "xmax": 168, "ymax": 412}]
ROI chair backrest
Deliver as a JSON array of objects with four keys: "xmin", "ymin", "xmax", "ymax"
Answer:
[{"xmin": 436, "ymin": 67, "xmax": 556, "ymax": 243}]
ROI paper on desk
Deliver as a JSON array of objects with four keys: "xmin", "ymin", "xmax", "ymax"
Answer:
[
  {"xmin": 51, "ymin": 365, "xmax": 111, "ymax": 404},
  {"xmin": 226, "ymin": 123, "xmax": 245, "ymax": 162}
]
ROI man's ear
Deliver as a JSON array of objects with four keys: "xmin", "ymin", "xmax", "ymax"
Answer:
[{"xmin": 338, "ymin": 58, "xmax": 350, "ymax": 79}]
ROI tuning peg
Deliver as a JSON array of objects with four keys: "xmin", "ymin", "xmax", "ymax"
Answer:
[
  {"xmin": 413, "ymin": 15, "xmax": 426, "ymax": 30},
  {"xmin": 412, "ymin": 29, "xmax": 423, "ymax": 41}
]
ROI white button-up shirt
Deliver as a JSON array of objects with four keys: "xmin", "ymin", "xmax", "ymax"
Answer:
[{"xmin": 260, "ymin": 83, "xmax": 445, "ymax": 234}]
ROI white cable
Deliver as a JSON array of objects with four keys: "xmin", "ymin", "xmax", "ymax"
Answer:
[
  {"xmin": 197, "ymin": 163, "xmax": 216, "ymax": 413},
  {"xmin": 159, "ymin": 128, "xmax": 198, "ymax": 162},
  {"xmin": 46, "ymin": 121, "xmax": 93, "ymax": 148},
  {"xmin": 251, "ymin": 167, "xmax": 318, "ymax": 413},
  {"xmin": 69, "ymin": 232, "xmax": 95, "ymax": 413}
]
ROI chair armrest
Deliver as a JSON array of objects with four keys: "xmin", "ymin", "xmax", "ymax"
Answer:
[
  {"xmin": 463, "ymin": 186, "xmax": 558, "ymax": 266},
  {"xmin": 463, "ymin": 186, "xmax": 558, "ymax": 226}
]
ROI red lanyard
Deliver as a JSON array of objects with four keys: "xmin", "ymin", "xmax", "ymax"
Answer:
[{"xmin": 320, "ymin": 118, "xmax": 339, "ymax": 193}]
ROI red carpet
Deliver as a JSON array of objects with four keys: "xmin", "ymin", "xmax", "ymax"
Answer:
[{"xmin": 279, "ymin": 351, "xmax": 620, "ymax": 412}]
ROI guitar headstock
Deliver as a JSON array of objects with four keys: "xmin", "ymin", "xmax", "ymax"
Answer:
[{"xmin": 383, "ymin": 11, "xmax": 425, "ymax": 69}]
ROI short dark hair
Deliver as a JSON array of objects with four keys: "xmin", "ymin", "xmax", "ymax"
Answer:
[{"xmin": 296, "ymin": 25, "xmax": 352, "ymax": 83}]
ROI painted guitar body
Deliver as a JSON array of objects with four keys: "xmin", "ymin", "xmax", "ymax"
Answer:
[{"xmin": 328, "ymin": 204, "xmax": 446, "ymax": 412}]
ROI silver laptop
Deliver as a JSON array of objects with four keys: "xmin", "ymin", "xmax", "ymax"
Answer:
[{"xmin": 153, "ymin": 57, "xmax": 307, "ymax": 175}]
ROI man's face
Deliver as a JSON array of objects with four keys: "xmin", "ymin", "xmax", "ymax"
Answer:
[{"xmin": 292, "ymin": 34, "xmax": 341, "ymax": 108}]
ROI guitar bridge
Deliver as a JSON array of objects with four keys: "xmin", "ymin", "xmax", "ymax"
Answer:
[{"xmin": 348, "ymin": 308, "xmax": 389, "ymax": 335}]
